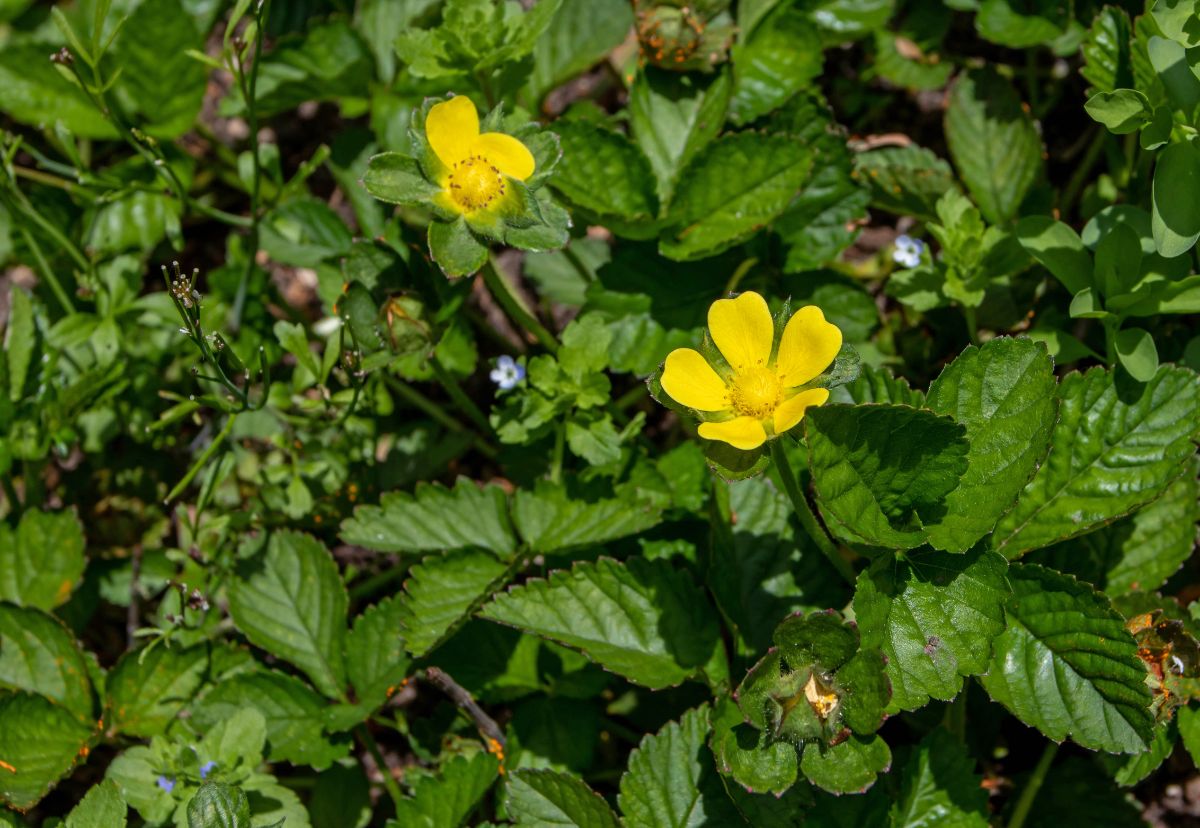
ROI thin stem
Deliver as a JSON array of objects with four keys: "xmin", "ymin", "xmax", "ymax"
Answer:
[
  {"xmin": 383, "ymin": 373, "xmax": 498, "ymax": 459},
  {"xmin": 1, "ymin": 476, "xmax": 21, "ymax": 518},
  {"xmin": 481, "ymin": 258, "xmax": 558, "ymax": 353},
  {"xmin": 768, "ymin": 439, "xmax": 855, "ymax": 585},
  {"xmin": 355, "ymin": 724, "xmax": 404, "ymax": 812},
  {"xmin": 1059, "ymin": 127, "xmax": 1107, "ymax": 220},
  {"xmin": 1103, "ymin": 318, "xmax": 1118, "ymax": 368},
  {"xmin": 18, "ymin": 226, "xmax": 75, "ymax": 314},
  {"xmin": 164, "ymin": 414, "xmax": 237, "ymax": 504},
  {"xmin": 962, "ymin": 305, "xmax": 980, "ymax": 346},
  {"xmin": 422, "ymin": 667, "xmax": 506, "ymax": 749},
  {"xmin": 1007, "ymin": 742, "xmax": 1059, "ymax": 828},
  {"xmin": 430, "ymin": 356, "xmax": 493, "ymax": 436},
  {"xmin": 550, "ymin": 421, "xmax": 565, "ymax": 484},
  {"xmin": 943, "ymin": 686, "xmax": 967, "ymax": 743}
]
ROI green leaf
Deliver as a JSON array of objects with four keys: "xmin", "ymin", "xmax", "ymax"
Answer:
[
  {"xmin": 0, "ymin": 44, "xmax": 114, "ymax": 137},
  {"xmin": 975, "ymin": 0, "xmax": 1068, "ymax": 47},
  {"xmin": 274, "ymin": 320, "xmax": 321, "ymax": 380},
  {"xmin": 397, "ymin": 549, "xmax": 511, "ymax": 657},
  {"xmin": 980, "ymin": 564, "xmax": 1154, "ymax": 753},
  {"xmin": 945, "ymin": 68, "xmax": 1043, "ymax": 224},
  {"xmin": 1105, "ymin": 460, "xmax": 1200, "ymax": 595},
  {"xmin": 924, "ymin": 337, "xmax": 1058, "ymax": 553},
  {"xmin": 799, "ymin": 733, "xmax": 891, "ymax": 795},
  {"xmin": 1178, "ymin": 705, "xmax": 1200, "ymax": 767},
  {"xmin": 659, "ymin": 132, "xmax": 814, "ymax": 261},
  {"xmin": 1152, "ymin": 139, "xmax": 1200, "ymax": 259},
  {"xmin": 228, "ymin": 531, "xmax": 348, "ymax": 700},
  {"xmin": 241, "ymin": 19, "xmax": 374, "ymax": 117},
  {"xmin": 480, "ymin": 557, "xmax": 719, "ymax": 690},
  {"xmin": 855, "ymin": 547, "xmax": 1011, "ymax": 711},
  {"xmin": 993, "ymin": 365, "xmax": 1200, "ymax": 556},
  {"xmin": 340, "ymin": 478, "xmax": 517, "ymax": 557},
  {"xmin": 0, "ymin": 509, "xmax": 86, "ymax": 611},
  {"xmin": 829, "ymin": 363, "xmax": 925, "ymax": 406},
  {"xmin": 549, "ymin": 120, "xmax": 659, "ymax": 226},
  {"xmin": 709, "ymin": 695, "xmax": 799, "ymax": 796},
  {"xmin": 1105, "ymin": 722, "xmax": 1174, "ymax": 786},
  {"xmin": 65, "ymin": 780, "xmax": 127, "ymax": 828},
  {"xmin": 618, "ymin": 705, "xmax": 741, "ymax": 828},
  {"xmin": 526, "ymin": 0, "xmax": 633, "ymax": 103},
  {"xmin": 890, "ymin": 728, "xmax": 989, "ymax": 828},
  {"xmin": 805, "ymin": 404, "xmax": 970, "ymax": 549},
  {"xmin": 1013, "ymin": 757, "xmax": 1146, "ymax": 828},
  {"xmin": 1084, "ymin": 89, "xmax": 1152, "ymax": 133},
  {"xmin": 510, "ymin": 484, "xmax": 663, "ymax": 555},
  {"xmin": 186, "ymin": 782, "xmax": 251, "ymax": 828},
  {"xmin": 1151, "ymin": 0, "xmax": 1200, "ymax": 46},
  {"xmin": 630, "ymin": 69, "xmax": 731, "ymax": 204},
  {"xmin": 259, "ymin": 197, "xmax": 353, "ymax": 268},
  {"xmin": 389, "ymin": 752, "xmax": 500, "ymax": 828},
  {"xmin": 855, "ymin": 145, "xmax": 960, "ymax": 221},
  {"xmin": 729, "ymin": 2, "xmax": 822, "ymax": 124},
  {"xmin": 428, "ymin": 217, "xmax": 489, "ymax": 278},
  {"xmin": 0, "ymin": 604, "xmax": 93, "ymax": 724},
  {"xmin": 1114, "ymin": 327, "xmax": 1159, "ymax": 381},
  {"xmin": 105, "ymin": 643, "xmax": 208, "ymax": 738},
  {"xmin": 362, "ymin": 153, "xmax": 442, "ymax": 205},
  {"xmin": 1082, "ymin": 7, "xmax": 1133, "ymax": 93},
  {"xmin": 1147, "ymin": 35, "xmax": 1200, "ymax": 116},
  {"xmin": 506, "ymin": 769, "xmax": 620, "ymax": 827},
  {"xmin": 6, "ymin": 286, "xmax": 34, "ymax": 403},
  {"xmin": 345, "ymin": 594, "xmax": 411, "ymax": 711},
  {"xmin": 191, "ymin": 670, "xmax": 349, "ymax": 768},
  {"xmin": 0, "ymin": 691, "xmax": 93, "ymax": 811}
]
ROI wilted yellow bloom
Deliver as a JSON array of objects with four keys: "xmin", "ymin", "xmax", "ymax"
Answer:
[
  {"xmin": 660, "ymin": 292, "xmax": 842, "ymax": 450},
  {"xmin": 425, "ymin": 95, "xmax": 535, "ymax": 217}
]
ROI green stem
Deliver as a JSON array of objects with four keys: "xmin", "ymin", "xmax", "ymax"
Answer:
[
  {"xmin": 348, "ymin": 567, "xmax": 409, "ymax": 602},
  {"xmin": 943, "ymin": 686, "xmax": 968, "ymax": 743},
  {"xmin": 482, "ymin": 258, "xmax": 558, "ymax": 353},
  {"xmin": 724, "ymin": 257, "xmax": 758, "ymax": 295},
  {"xmin": 1059, "ymin": 127, "xmax": 1107, "ymax": 220},
  {"xmin": 355, "ymin": 724, "xmax": 404, "ymax": 813},
  {"xmin": 1103, "ymin": 318, "xmax": 1118, "ymax": 367},
  {"xmin": 383, "ymin": 374, "xmax": 498, "ymax": 459},
  {"xmin": 768, "ymin": 440, "xmax": 855, "ymax": 585},
  {"xmin": 164, "ymin": 414, "xmax": 236, "ymax": 504},
  {"xmin": 231, "ymin": 0, "xmax": 270, "ymax": 332},
  {"xmin": 550, "ymin": 421, "xmax": 565, "ymax": 484},
  {"xmin": 1, "ymin": 475, "xmax": 21, "ymax": 519},
  {"xmin": 962, "ymin": 305, "xmax": 980, "ymax": 346},
  {"xmin": 18, "ymin": 226, "xmax": 75, "ymax": 314},
  {"xmin": 430, "ymin": 356, "xmax": 493, "ymax": 436},
  {"xmin": 1007, "ymin": 742, "xmax": 1059, "ymax": 828}
]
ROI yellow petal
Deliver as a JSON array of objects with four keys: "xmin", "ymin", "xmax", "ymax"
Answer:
[
  {"xmin": 775, "ymin": 306, "xmax": 842, "ymax": 388},
  {"xmin": 773, "ymin": 388, "xmax": 830, "ymax": 434},
  {"xmin": 708, "ymin": 291, "xmax": 775, "ymax": 373},
  {"xmin": 698, "ymin": 417, "xmax": 768, "ymax": 450},
  {"xmin": 472, "ymin": 132, "xmax": 536, "ymax": 181},
  {"xmin": 426, "ymin": 95, "xmax": 479, "ymax": 169},
  {"xmin": 661, "ymin": 348, "xmax": 729, "ymax": 411}
]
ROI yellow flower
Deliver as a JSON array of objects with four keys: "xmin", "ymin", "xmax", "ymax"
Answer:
[
  {"xmin": 425, "ymin": 95, "xmax": 535, "ymax": 217},
  {"xmin": 660, "ymin": 292, "xmax": 842, "ymax": 450}
]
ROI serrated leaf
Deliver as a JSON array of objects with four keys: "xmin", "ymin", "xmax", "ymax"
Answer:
[
  {"xmin": 829, "ymin": 364, "xmax": 925, "ymax": 406},
  {"xmin": 630, "ymin": 68, "xmax": 731, "ymax": 203},
  {"xmin": 506, "ymin": 769, "xmax": 620, "ymax": 828},
  {"xmin": 510, "ymin": 484, "xmax": 663, "ymax": 555},
  {"xmin": 65, "ymin": 779, "xmax": 127, "ymax": 828},
  {"xmin": 340, "ymin": 478, "xmax": 517, "ymax": 557},
  {"xmin": 729, "ymin": 2, "xmax": 822, "ymax": 124},
  {"xmin": 526, "ymin": 0, "xmax": 633, "ymax": 103},
  {"xmin": 105, "ymin": 643, "xmax": 208, "ymax": 738},
  {"xmin": 855, "ymin": 145, "xmax": 960, "ymax": 221},
  {"xmin": 980, "ymin": 564, "xmax": 1154, "ymax": 754},
  {"xmin": 1105, "ymin": 460, "xmax": 1200, "ymax": 595},
  {"xmin": 389, "ymin": 752, "xmax": 500, "ymax": 828},
  {"xmin": 191, "ymin": 670, "xmax": 349, "ymax": 769},
  {"xmin": 186, "ymin": 782, "xmax": 251, "ymax": 828},
  {"xmin": 428, "ymin": 216, "xmax": 489, "ymax": 278},
  {"xmin": 1082, "ymin": 7, "xmax": 1133, "ymax": 93},
  {"xmin": 228, "ymin": 531, "xmax": 348, "ymax": 700},
  {"xmin": 549, "ymin": 120, "xmax": 658, "ymax": 226},
  {"xmin": 1105, "ymin": 722, "xmax": 1174, "ymax": 786},
  {"xmin": 925, "ymin": 338, "xmax": 1058, "ymax": 552},
  {"xmin": 0, "ymin": 604, "xmax": 92, "ymax": 724},
  {"xmin": 805, "ymin": 404, "xmax": 969, "ymax": 549},
  {"xmin": 0, "ymin": 509, "xmax": 86, "ymax": 611},
  {"xmin": 0, "ymin": 691, "xmax": 93, "ymax": 811},
  {"xmin": 660, "ymin": 132, "xmax": 814, "ymax": 261},
  {"xmin": 855, "ymin": 547, "xmax": 1011, "ymax": 711},
  {"xmin": 398, "ymin": 549, "xmax": 512, "ymax": 657},
  {"xmin": 945, "ymin": 68, "xmax": 1043, "ymax": 225},
  {"xmin": 618, "ymin": 705, "xmax": 741, "ymax": 827},
  {"xmin": 480, "ymin": 557, "xmax": 719, "ymax": 690},
  {"xmin": 993, "ymin": 365, "xmax": 1200, "ymax": 556},
  {"xmin": 890, "ymin": 728, "xmax": 989, "ymax": 828},
  {"xmin": 799, "ymin": 733, "xmax": 891, "ymax": 795},
  {"xmin": 362, "ymin": 152, "xmax": 442, "ymax": 205},
  {"xmin": 346, "ymin": 595, "xmax": 412, "ymax": 709}
]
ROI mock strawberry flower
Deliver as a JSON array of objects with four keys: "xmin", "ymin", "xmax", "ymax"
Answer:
[{"xmin": 659, "ymin": 291, "xmax": 842, "ymax": 450}]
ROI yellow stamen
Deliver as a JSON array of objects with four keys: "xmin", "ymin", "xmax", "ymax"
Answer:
[
  {"xmin": 728, "ymin": 364, "xmax": 782, "ymax": 419},
  {"xmin": 446, "ymin": 154, "xmax": 506, "ymax": 213}
]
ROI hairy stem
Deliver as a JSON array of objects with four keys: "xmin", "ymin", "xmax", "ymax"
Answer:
[{"xmin": 769, "ymin": 439, "xmax": 856, "ymax": 585}]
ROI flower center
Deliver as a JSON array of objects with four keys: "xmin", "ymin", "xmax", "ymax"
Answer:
[
  {"xmin": 728, "ymin": 365, "xmax": 781, "ymax": 419},
  {"xmin": 447, "ymin": 155, "xmax": 506, "ymax": 212}
]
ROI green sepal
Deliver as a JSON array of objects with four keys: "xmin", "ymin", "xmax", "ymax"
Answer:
[
  {"xmin": 361, "ymin": 152, "xmax": 441, "ymax": 206},
  {"xmin": 428, "ymin": 217, "xmax": 489, "ymax": 278}
]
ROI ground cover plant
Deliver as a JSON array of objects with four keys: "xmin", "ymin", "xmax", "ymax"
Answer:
[{"xmin": 5, "ymin": 0, "xmax": 1200, "ymax": 825}]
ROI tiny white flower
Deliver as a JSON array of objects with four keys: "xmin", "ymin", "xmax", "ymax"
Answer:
[
  {"xmin": 490, "ymin": 355, "xmax": 525, "ymax": 391},
  {"xmin": 892, "ymin": 234, "xmax": 926, "ymax": 268}
]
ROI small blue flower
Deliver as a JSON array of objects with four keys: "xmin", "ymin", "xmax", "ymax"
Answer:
[
  {"xmin": 157, "ymin": 776, "xmax": 176, "ymax": 793},
  {"xmin": 199, "ymin": 761, "xmax": 217, "ymax": 779},
  {"xmin": 892, "ymin": 234, "xmax": 926, "ymax": 268},
  {"xmin": 490, "ymin": 355, "xmax": 526, "ymax": 391}
]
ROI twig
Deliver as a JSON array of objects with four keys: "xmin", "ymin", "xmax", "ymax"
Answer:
[{"xmin": 422, "ymin": 667, "xmax": 506, "ymax": 748}]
